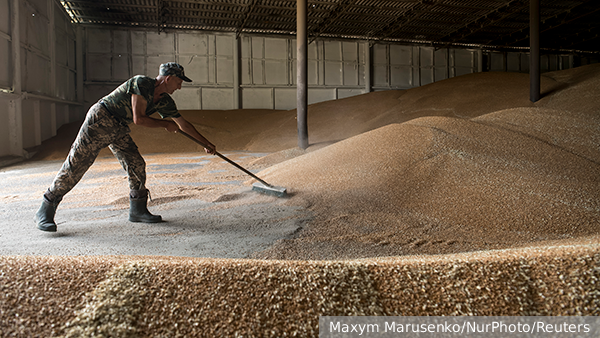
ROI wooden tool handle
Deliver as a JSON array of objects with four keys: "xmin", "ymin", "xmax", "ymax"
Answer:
[{"xmin": 176, "ymin": 130, "xmax": 272, "ymax": 187}]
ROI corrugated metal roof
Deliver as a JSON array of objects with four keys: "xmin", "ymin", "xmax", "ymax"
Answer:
[{"xmin": 59, "ymin": 0, "xmax": 600, "ymax": 53}]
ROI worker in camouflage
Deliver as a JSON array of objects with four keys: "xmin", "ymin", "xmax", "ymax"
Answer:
[{"xmin": 35, "ymin": 62, "xmax": 216, "ymax": 232}]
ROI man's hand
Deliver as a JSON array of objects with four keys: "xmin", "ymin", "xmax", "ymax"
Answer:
[
  {"xmin": 204, "ymin": 144, "xmax": 217, "ymax": 155},
  {"xmin": 172, "ymin": 116, "xmax": 217, "ymax": 155}
]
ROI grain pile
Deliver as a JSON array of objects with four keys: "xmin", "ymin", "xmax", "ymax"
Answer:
[
  {"xmin": 252, "ymin": 64, "xmax": 600, "ymax": 260},
  {"xmin": 1, "ymin": 244, "xmax": 598, "ymax": 337},
  {"xmin": 3, "ymin": 64, "xmax": 599, "ymax": 336}
]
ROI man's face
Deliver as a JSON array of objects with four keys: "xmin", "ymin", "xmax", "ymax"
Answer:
[{"xmin": 166, "ymin": 76, "xmax": 184, "ymax": 94}]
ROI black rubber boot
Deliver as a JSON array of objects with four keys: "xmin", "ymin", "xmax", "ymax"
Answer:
[
  {"xmin": 35, "ymin": 192, "xmax": 61, "ymax": 232},
  {"xmin": 129, "ymin": 189, "xmax": 162, "ymax": 223}
]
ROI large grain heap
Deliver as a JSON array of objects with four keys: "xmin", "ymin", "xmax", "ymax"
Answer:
[{"xmin": 2, "ymin": 64, "xmax": 599, "ymax": 336}]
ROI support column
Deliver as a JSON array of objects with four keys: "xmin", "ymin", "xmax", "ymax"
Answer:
[
  {"xmin": 297, "ymin": 0, "xmax": 308, "ymax": 150},
  {"xmin": 530, "ymin": 0, "xmax": 540, "ymax": 102},
  {"xmin": 233, "ymin": 36, "xmax": 241, "ymax": 109}
]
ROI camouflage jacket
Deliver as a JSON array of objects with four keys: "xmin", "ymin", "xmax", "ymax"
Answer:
[{"xmin": 100, "ymin": 75, "xmax": 181, "ymax": 124}]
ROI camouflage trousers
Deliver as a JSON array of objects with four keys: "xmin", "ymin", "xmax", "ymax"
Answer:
[{"xmin": 48, "ymin": 103, "xmax": 146, "ymax": 200}]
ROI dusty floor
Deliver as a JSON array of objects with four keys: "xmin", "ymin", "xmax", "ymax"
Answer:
[
  {"xmin": 1, "ymin": 64, "xmax": 599, "ymax": 336},
  {"xmin": 0, "ymin": 152, "xmax": 310, "ymax": 258}
]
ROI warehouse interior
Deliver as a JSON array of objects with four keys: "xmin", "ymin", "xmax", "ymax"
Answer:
[{"xmin": 1, "ymin": 0, "xmax": 600, "ymax": 336}]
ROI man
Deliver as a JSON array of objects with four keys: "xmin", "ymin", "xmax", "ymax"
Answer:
[{"xmin": 35, "ymin": 62, "xmax": 215, "ymax": 232}]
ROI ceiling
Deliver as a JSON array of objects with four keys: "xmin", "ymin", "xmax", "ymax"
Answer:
[{"xmin": 59, "ymin": 0, "xmax": 600, "ymax": 53}]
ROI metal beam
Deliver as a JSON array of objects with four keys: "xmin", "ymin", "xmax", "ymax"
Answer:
[
  {"xmin": 438, "ymin": 0, "xmax": 528, "ymax": 45},
  {"xmin": 236, "ymin": 0, "xmax": 256, "ymax": 39},
  {"xmin": 308, "ymin": 0, "xmax": 357, "ymax": 44},
  {"xmin": 488, "ymin": 0, "xmax": 598, "ymax": 50}
]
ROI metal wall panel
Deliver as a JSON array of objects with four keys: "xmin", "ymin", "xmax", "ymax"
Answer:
[
  {"xmin": 521, "ymin": 54, "xmax": 530, "ymax": 72},
  {"xmin": 179, "ymin": 33, "xmax": 209, "ymax": 55},
  {"xmin": 28, "ymin": 0, "xmax": 47, "ymax": 16},
  {"xmin": 202, "ymin": 88, "xmax": 233, "ymax": 110},
  {"xmin": 324, "ymin": 41, "xmax": 341, "ymax": 61},
  {"xmin": 373, "ymin": 44, "xmax": 388, "ymax": 87},
  {"xmin": 214, "ymin": 35, "xmax": 234, "ymax": 85},
  {"xmin": 274, "ymin": 88, "xmax": 295, "ymax": 110},
  {"xmin": 132, "ymin": 31, "xmax": 146, "ymax": 55},
  {"xmin": 216, "ymin": 55, "xmax": 234, "ymax": 84},
  {"xmin": 55, "ymin": 29, "xmax": 68, "ymax": 66},
  {"xmin": 421, "ymin": 68, "xmax": 434, "ymax": 86},
  {"xmin": 0, "ymin": 0, "xmax": 11, "ymax": 89},
  {"xmin": 308, "ymin": 89, "xmax": 336, "ymax": 105},
  {"xmin": 87, "ymin": 29, "xmax": 111, "ymax": 53},
  {"xmin": 25, "ymin": 50, "xmax": 50, "ymax": 93},
  {"xmin": 185, "ymin": 55, "xmax": 210, "ymax": 84},
  {"xmin": 453, "ymin": 49, "xmax": 476, "ymax": 77},
  {"xmin": 390, "ymin": 65, "xmax": 412, "ymax": 88},
  {"xmin": 338, "ymin": 88, "xmax": 366, "ymax": 99},
  {"xmin": 390, "ymin": 44, "xmax": 413, "ymax": 88},
  {"xmin": 147, "ymin": 32, "xmax": 175, "ymax": 56},
  {"xmin": 0, "ymin": 0, "xmax": 9, "ymax": 34},
  {"xmin": 307, "ymin": 59, "xmax": 319, "ymax": 86},
  {"xmin": 265, "ymin": 38, "xmax": 286, "ymax": 59},
  {"xmin": 172, "ymin": 88, "xmax": 201, "ymax": 110},
  {"xmin": 420, "ymin": 47, "xmax": 434, "ymax": 86},
  {"xmin": 324, "ymin": 40, "xmax": 344, "ymax": 86},
  {"xmin": 242, "ymin": 88, "xmax": 272, "ymax": 109},
  {"xmin": 343, "ymin": 62, "xmax": 358, "ymax": 86},
  {"xmin": 87, "ymin": 53, "xmax": 112, "ymax": 81},
  {"xmin": 22, "ymin": 0, "xmax": 49, "ymax": 53},
  {"xmin": 111, "ymin": 55, "xmax": 130, "ymax": 81},
  {"xmin": 40, "ymin": 102, "xmax": 52, "ymax": 141},
  {"xmin": 132, "ymin": 55, "xmax": 146, "ymax": 76},
  {"xmin": 507, "ymin": 53, "xmax": 521, "ymax": 72},
  {"xmin": 0, "ymin": 100, "xmax": 9, "ymax": 155},
  {"xmin": 324, "ymin": 61, "xmax": 343, "ymax": 86},
  {"xmin": 434, "ymin": 49, "xmax": 448, "ymax": 82},
  {"xmin": 56, "ymin": 65, "xmax": 69, "ymax": 99},
  {"xmin": 21, "ymin": 100, "xmax": 36, "ymax": 149},
  {"xmin": 265, "ymin": 60, "xmax": 287, "ymax": 85},
  {"xmin": 489, "ymin": 52, "xmax": 505, "ymax": 72},
  {"xmin": 253, "ymin": 59, "xmax": 264, "ymax": 84},
  {"xmin": 112, "ymin": 30, "xmax": 129, "ymax": 54},
  {"xmin": 0, "ymin": 38, "xmax": 10, "ymax": 89}
]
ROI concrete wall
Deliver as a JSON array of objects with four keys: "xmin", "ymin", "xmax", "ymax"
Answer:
[{"xmin": 0, "ymin": 0, "xmax": 82, "ymax": 161}]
